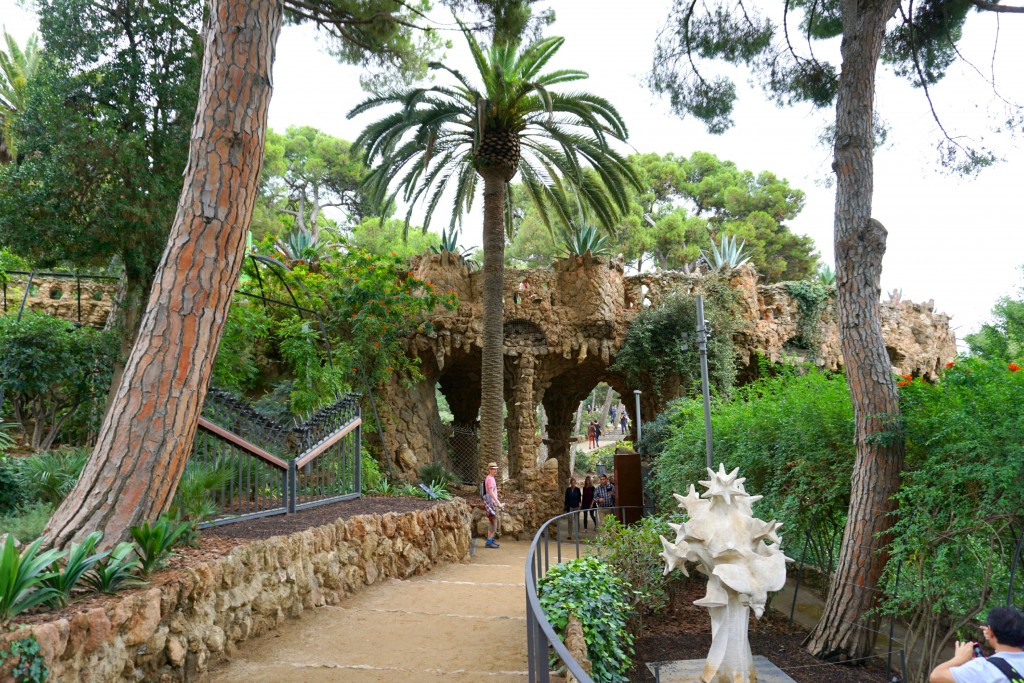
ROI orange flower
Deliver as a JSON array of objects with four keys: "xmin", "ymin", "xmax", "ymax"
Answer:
[
  {"xmin": 901, "ymin": 374, "xmax": 913, "ymax": 380},
  {"xmin": 945, "ymin": 361, "xmax": 955, "ymax": 369},
  {"xmin": 897, "ymin": 380, "xmax": 909, "ymax": 387},
  {"xmin": 1010, "ymin": 362, "xmax": 1021, "ymax": 373},
  {"xmin": 351, "ymin": 314, "xmax": 357, "ymax": 318},
  {"xmin": 373, "ymin": 343, "xmax": 379, "ymax": 348}
]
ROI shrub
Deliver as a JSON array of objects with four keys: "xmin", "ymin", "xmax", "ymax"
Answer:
[
  {"xmin": 537, "ymin": 556, "xmax": 634, "ymax": 683},
  {"xmin": 651, "ymin": 363, "xmax": 854, "ymax": 554},
  {"xmin": 0, "ymin": 503, "xmax": 54, "ymax": 544},
  {"xmin": 0, "ymin": 313, "xmax": 117, "ymax": 450},
  {"xmin": 11, "ymin": 448, "xmax": 89, "ymax": 506},
  {"xmin": 169, "ymin": 457, "xmax": 236, "ymax": 525},
  {"xmin": 595, "ymin": 515, "xmax": 683, "ymax": 631},
  {"xmin": 877, "ymin": 358, "xmax": 1024, "ymax": 680},
  {"xmin": 361, "ymin": 450, "xmax": 384, "ymax": 494},
  {"xmin": 417, "ymin": 461, "xmax": 456, "ymax": 488},
  {"xmin": 0, "ymin": 455, "xmax": 25, "ymax": 514}
]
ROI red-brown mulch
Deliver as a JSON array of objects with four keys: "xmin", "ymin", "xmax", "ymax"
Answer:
[
  {"xmin": 627, "ymin": 580, "xmax": 894, "ymax": 683},
  {"xmin": 11, "ymin": 495, "xmax": 448, "ymax": 628}
]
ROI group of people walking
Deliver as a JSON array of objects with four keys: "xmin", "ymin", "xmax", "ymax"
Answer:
[
  {"xmin": 562, "ymin": 474, "xmax": 615, "ymax": 538},
  {"xmin": 586, "ymin": 414, "xmax": 629, "ymax": 449}
]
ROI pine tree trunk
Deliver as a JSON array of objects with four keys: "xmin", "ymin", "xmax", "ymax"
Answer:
[
  {"xmin": 598, "ymin": 386, "xmax": 614, "ymax": 431},
  {"xmin": 44, "ymin": 0, "xmax": 283, "ymax": 548},
  {"xmin": 804, "ymin": 0, "xmax": 903, "ymax": 661},
  {"xmin": 479, "ymin": 170, "xmax": 507, "ymax": 476}
]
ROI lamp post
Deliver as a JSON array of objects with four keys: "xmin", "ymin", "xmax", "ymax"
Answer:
[
  {"xmin": 682, "ymin": 295, "xmax": 715, "ymax": 469},
  {"xmin": 633, "ymin": 389, "xmax": 642, "ymax": 444}
]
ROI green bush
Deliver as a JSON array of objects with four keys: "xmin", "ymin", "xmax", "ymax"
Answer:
[
  {"xmin": 651, "ymin": 363, "xmax": 854, "ymax": 552},
  {"xmin": 11, "ymin": 448, "xmax": 89, "ymax": 506},
  {"xmin": 611, "ymin": 278, "xmax": 739, "ymax": 399},
  {"xmin": 40, "ymin": 531, "xmax": 105, "ymax": 608},
  {"xmin": 594, "ymin": 515, "xmax": 684, "ymax": 631},
  {"xmin": 81, "ymin": 542, "xmax": 142, "ymax": 594},
  {"xmin": 0, "ymin": 503, "xmax": 54, "ymax": 544},
  {"xmin": 0, "ymin": 454, "xmax": 25, "ymax": 514},
  {"xmin": 0, "ymin": 313, "xmax": 117, "ymax": 450},
  {"xmin": 361, "ymin": 450, "xmax": 383, "ymax": 494},
  {"xmin": 417, "ymin": 461, "xmax": 456, "ymax": 488},
  {"xmin": 537, "ymin": 556, "xmax": 634, "ymax": 683},
  {"xmin": 877, "ymin": 358, "xmax": 1024, "ymax": 677}
]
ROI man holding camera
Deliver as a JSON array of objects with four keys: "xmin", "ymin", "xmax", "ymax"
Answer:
[{"xmin": 929, "ymin": 607, "xmax": 1024, "ymax": 682}]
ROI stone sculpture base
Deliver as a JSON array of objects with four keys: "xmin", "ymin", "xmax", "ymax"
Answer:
[{"xmin": 647, "ymin": 656, "xmax": 797, "ymax": 683}]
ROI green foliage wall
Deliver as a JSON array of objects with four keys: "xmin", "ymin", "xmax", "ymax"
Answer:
[
  {"xmin": 0, "ymin": 313, "xmax": 117, "ymax": 450},
  {"xmin": 611, "ymin": 276, "xmax": 739, "ymax": 398},
  {"xmin": 650, "ymin": 364, "xmax": 855, "ymax": 542}
]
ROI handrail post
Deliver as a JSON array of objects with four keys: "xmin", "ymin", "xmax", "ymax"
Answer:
[{"xmin": 287, "ymin": 459, "xmax": 297, "ymax": 513}]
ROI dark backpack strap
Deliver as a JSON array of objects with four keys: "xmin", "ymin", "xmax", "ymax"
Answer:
[{"xmin": 987, "ymin": 655, "xmax": 1024, "ymax": 682}]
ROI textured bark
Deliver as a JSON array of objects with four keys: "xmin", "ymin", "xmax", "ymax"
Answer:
[
  {"xmin": 804, "ymin": 0, "xmax": 904, "ymax": 660},
  {"xmin": 479, "ymin": 170, "xmax": 507, "ymax": 477},
  {"xmin": 44, "ymin": 0, "xmax": 283, "ymax": 548}
]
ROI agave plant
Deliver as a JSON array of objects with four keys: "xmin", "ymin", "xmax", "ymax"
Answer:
[
  {"xmin": 429, "ymin": 228, "xmax": 477, "ymax": 266},
  {"xmin": 561, "ymin": 223, "xmax": 610, "ymax": 257},
  {"xmin": 818, "ymin": 264, "xmax": 836, "ymax": 287},
  {"xmin": 703, "ymin": 234, "xmax": 751, "ymax": 271}
]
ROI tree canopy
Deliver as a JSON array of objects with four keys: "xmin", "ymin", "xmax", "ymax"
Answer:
[
  {"xmin": 506, "ymin": 151, "xmax": 818, "ymax": 281},
  {"xmin": 253, "ymin": 126, "xmax": 373, "ymax": 241},
  {"xmin": 965, "ymin": 267, "xmax": 1024, "ymax": 361}
]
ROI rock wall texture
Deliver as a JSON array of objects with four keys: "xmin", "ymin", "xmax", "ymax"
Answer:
[
  {"xmin": 0, "ymin": 500, "xmax": 472, "ymax": 683},
  {"xmin": 376, "ymin": 255, "xmax": 956, "ymax": 495},
  {"xmin": 0, "ymin": 275, "xmax": 117, "ymax": 327}
]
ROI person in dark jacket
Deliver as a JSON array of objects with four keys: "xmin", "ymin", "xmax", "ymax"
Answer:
[
  {"xmin": 563, "ymin": 478, "xmax": 582, "ymax": 538},
  {"xmin": 581, "ymin": 476, "xmax": 597, "ymax": 530}
]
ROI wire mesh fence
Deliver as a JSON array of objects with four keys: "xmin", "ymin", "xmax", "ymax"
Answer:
[{"xmin": 427, "ymin": 421, "xmax": 479, "ymax": 484}]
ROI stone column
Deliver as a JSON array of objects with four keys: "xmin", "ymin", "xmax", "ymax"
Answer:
[
  {"xmin": 542, "ymin": 391, "xmax": 581, "ymax": 489},
  {"xmin": 505, "ymin": 352, "xmax": 539, "ymax": 478}
]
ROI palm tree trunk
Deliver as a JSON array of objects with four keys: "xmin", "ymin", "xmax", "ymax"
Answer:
[
  {"xmin": 479, "ymin": 170, "xmax": 507, "ymax": 476},
  {"xmin": 804, "ymin": 0, "xmax": 903, "ymax": 660},
  {"xmin": 44, "ymin": 0, "xmax": 283, "ymax": 548}
]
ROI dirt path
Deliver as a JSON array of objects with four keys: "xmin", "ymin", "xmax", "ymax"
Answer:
[{"xmin": 209, "ymin": 540, "xmax": 531, "ymax": 682}]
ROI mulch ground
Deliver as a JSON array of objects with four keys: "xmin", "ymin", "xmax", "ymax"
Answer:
[{"xmin": 627, "ymin": 580, "xmax": 894, "ymax": 683}]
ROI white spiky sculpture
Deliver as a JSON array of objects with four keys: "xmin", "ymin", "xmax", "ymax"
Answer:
[{"xmin": 660, "ymin": 464, "xmax": 790, "ymax": 683}]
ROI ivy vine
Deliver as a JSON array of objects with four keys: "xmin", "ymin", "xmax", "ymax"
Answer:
[
  {"xmin": 783, "ymin": 280, "xmax": 831, "ymax": 357},
  {"xmin": 0, "ymin": 631, "xmax": 48, "ymax": 683}
]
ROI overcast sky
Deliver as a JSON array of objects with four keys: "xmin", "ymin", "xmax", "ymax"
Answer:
[{"xmin": 3, "ymin": 1, "xmax": 1022, "ymax": 345}]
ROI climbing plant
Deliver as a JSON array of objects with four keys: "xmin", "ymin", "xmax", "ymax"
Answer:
[
  {"xmin": 782, "ymin": 280, "xmax": 830, "ymax": 356},
  {"xmin": 611, "ymin": 276, "xmax": 739, "ymax": 398}
]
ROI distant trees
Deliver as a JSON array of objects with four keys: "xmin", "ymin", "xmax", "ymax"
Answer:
[
  {"xmin": 0, "ymin": 31, "xmax": 42, "ymax": 165},
  {"xmin": 966, "ymin": 268, "xmax": 1024, "ymax": 362},
  {"xmin": 506, "ymin": 151, "xmax": 818, "ymax": 281}
]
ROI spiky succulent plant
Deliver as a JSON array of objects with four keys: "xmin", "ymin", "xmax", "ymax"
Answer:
[{"xmin": 704, "ymin": 234, "xmax": 751, "ymax": 271}]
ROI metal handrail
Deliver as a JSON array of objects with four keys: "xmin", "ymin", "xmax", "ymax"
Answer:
[{"xmin": 524, "ymin": 506, "xmax": 649, "ymax": 683}]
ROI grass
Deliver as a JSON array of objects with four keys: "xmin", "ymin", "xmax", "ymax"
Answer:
[{"xmin": 0, "ymin": 502, "xmax": 54, "ymax": 543}]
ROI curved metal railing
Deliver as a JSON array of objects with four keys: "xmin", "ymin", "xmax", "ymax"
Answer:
[{"xmin": 524, "ymin": 506, "xmax": 648, "ymax": 683}]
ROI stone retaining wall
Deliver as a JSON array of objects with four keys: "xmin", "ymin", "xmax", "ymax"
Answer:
[{"xmin": 0, "ymin": 499, "xmax": 472, "ymax": 682}]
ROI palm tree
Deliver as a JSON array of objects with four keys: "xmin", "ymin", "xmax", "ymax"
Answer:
[
  {"xmin": 0, "ymin": 31, "xmax": 42, "ymax": 165},
  {"xmin": 351, "ymin": 25, "xmax": 639, "ymax": 475}
]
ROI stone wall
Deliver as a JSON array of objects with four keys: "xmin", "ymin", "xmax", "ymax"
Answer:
[
  {"xmin": 0, "ymin": 500, "xmax": 472, "ymax": 683},
  {"xmin": 1, "ymin": 275, "xmax": 117, "ymax": 327},
  {"xmin": 376, "ymin": 256, "xmax": 957, "ymax": 493}
]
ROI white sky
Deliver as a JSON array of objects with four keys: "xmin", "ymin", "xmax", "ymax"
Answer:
[{"xmin": 3, "ymin": 1, "xmax": 1023, "ymax": 344}]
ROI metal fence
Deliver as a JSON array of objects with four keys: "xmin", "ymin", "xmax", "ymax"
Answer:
[
  {"xmin": 525, "ymin": 506, "xmax": 648, "ymax": 683},
  {"xmin": 192, "ymin": 389, "xmax": 362, "ymax": 527}
]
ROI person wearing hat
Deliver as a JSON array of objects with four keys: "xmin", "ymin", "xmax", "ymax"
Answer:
[
  {"xmin": 929, "ymin": 606, "xmax": 1024, "ymax": 682},
  {"xmin": 483, "ymin": 462, "xmax": 504, "ymax": 549}
]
